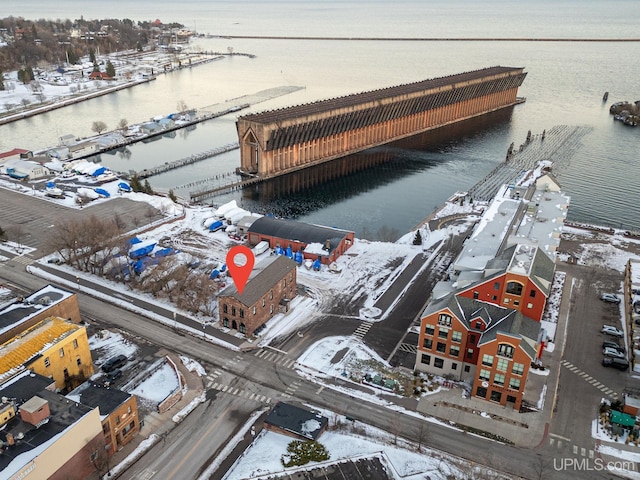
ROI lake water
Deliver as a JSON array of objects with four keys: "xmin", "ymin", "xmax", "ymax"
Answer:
[{"xmin": 2, "ymin": 1, "xmax": 639, "ymax": 239}]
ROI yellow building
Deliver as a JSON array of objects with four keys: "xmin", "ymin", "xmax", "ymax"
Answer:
[{"xmin": 0, "ymin": 317, "xmax": 94, "ymax": 390}]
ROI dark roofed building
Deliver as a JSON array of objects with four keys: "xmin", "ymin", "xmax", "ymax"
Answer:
[
  {"xmin": 264, "ymin": 402, "xmax": 328, "ymax": 441},
  {"xmin": 68, "ymin": 381, "xmax": 140, "ymax": 455},
  {"xmin": 247, "ymin": 216, "xmax": 354, "ymax": 265},
  {"xmin": 0, "ymin": 375, "xmax": 104, "ymax": 479},
  {"xmin": 218, "ymin": 256, "xmax": 297, "ymax": 337}
]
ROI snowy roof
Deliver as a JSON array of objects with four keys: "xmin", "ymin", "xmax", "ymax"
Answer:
[
  {"xmin": 0, "ymin": 284, "xmax": 75, "ymax": 337},
  {"xmin": 68, "ymin": 381, "xmax": 133, "ymax": 416},
  {"xmin": 248, "ymin": 217, "xmax": 352, "ymax": 253},
  {"xmin": 0, "ymin": 388, "xmax": 96, "ymax": 478},
  {"xmin": 264, "ymin": 402, "xmax": 328, "ymax": 441}
]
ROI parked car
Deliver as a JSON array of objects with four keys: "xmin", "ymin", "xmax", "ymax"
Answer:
[
  {"xmin": 602, "ymin": 357, "xmax": 629, "ymax": 371},
  {"xmin": 603, "ymin": 347, "xmax": 626, "ymax": 359},
  {"xmin": 634, "ymin": 301, "xmax": 640, "ymax": 314},
  {"xmin": 601, "ymin": 325, "xmax": 624, "ymax": 337},
  {"xmin": 602, "ymin": 341, "xmax": 625, "ymax": 353},
  {"xmin": 102, "ymin": 354, "xmax": 127, "ymax": 372},
  {"xmin": 600, "ymin": 293, "xmax": 621, "ymax": 304}
]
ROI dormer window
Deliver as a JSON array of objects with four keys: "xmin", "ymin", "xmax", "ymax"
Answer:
[
  {"xmin": 438, "ymin": 314, "xmax": 452, "ymax": 327},
  {"xmin": 497, "ymin": 343, "xmax": 514, "ymax": 359}
]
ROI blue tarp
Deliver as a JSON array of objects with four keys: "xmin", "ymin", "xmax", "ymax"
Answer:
[
  {"xmin": 294, "ymin": 251, "xmax": 303, "ymax": 265},
  {"xmin": 210, "ymin": 269, "xmax": 220, "ymax": 279},
  {"xmin": 313, "ymin": 259, "xmax": 322, "ymax": 271},
  {"xmin": 154, "ymin": 247, "xmax": 174, "ymax": 258},
  {"xmin": 133, "ymin": 257, "xmax": 158, "ymax": 274},
  {"xmin": 220, "ymin": 264, "xmax": 227, "ymax": 272},
  {"xmin": 209, "ymin": 220, "xmax": 224, "ymax": 232},
  {"xmin": 46, "ymin": 181, "xmax": 56, "ymax": 188},
  {"xmin": 285, "ymin": 246, "xmax": 293, "ymax": 258},
  {"xmin": 94, "ymin": 188, "xmax": 110, "ymax": 197},
  {"xmin": 92, "ymin": 167, "xmax": 108, "ymax": 177},
  {"xmin": 275, "ymin": 246, "xmax": 285, "ymax": 255},
  {"xmin": 118, "ymin": 182, "xmax": 131, "ymax": 192},
  {"xmin": 129, "ymin": 241, "xmax": 156, "ymax": 259},
  {"xmin": 128, "ymin": 237, "xmax": 142, "ymax": 246}
]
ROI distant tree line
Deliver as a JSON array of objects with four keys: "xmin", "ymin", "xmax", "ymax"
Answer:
[{"xmin": 0, "ymin": 16, "xmax": 184, "ymax": 72}]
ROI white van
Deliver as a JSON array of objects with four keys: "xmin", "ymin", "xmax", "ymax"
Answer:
[{"xmin": 253, "ymin": 241, "xmax": 270, "ymax": 255}]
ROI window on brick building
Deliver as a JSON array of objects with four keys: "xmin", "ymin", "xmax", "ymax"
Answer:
[
  {"xmin": 421, "ymin": 355, "xmax": 431, "ymax": 365},
  {"xmin": 452, "ymin": 331, "xmax": 462, "ymax": 342},
  {"xmin": 231, "ymin": 306, "xmax": 236, "ymax": 316},
  {"xmin": 509, "ymin": 378, "xmax": 521, "ymax": 390},
  {"xmin": 490, "ymin": 390, "xmax": 502, "ymax": 402},
  {"xmin": 497, "ymin": 343, "xmax": 514, "ymax": 359},
  {"xmin": 482, "ymin": 354, "xmax": 493, "ymax": 366},
  {"xmin": 434, "ymin": 358, "xmax": 444, "ymax": 369},
  {"xmin": 423, "ymin": 338, "xmax": 433, "ymax": 349},
  {"xmin": 438, "ymin": 314, "xmax": 452, "ymax": 326},
  {"xmin": 436, "ymin": 342, "xmax": 446, "ymax": 353},
  {"xmin": 506, "ymin": 281, "xmax": 523, "ymax": 296},
  {"xmin": 240, "ymin": 309, "xmax": 244, "ymax": 318},
  {"xmin": 479, "ymin": 369, "xmax": 490, "ymax": 381},
  {"xmin": 530, "ymin": 289, "xmax": 536, "ymax": 298},
  {"xmin": 425, "ymin": 324, "xmax": 435, "ymax": 335},
  {"xmin": 476, "ymin": 386, "xmax": 487, "ymax": 398},
  {"xmin": 438, "ymin": 329, "xmax": 449, "ymax": 339},
  {"xmin": 512, "ymin": 362, "xmax": 524, "ymax": 375},
  {"xmin": 223, "ymin": 304, "xmax": 228, "ymax": 314},
  {"xmin": 493, "ymin": 373, "xmax": 505, "ymax": 386},
  {"xmin": 496, "ymin": 358, "xmax": 509, "ymax": 372},
  {"xmin": 449, "ymin": 346, "xmax": 460, "ymax": 357}
]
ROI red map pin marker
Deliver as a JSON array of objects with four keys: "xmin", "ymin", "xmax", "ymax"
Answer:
[{"xmin": 226, "ymin": 245, "xmax": 255, "ymax": 295}]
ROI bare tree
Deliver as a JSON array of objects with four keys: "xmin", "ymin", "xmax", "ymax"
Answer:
[
  {"xmin": 117, "ymin": 118, "xmax": 128, "ymax": 131},
  {"xmin": 91, "ymin": 121, "xmax": 107, "ymax": 134},
  {"xmin": 5, "ymin": 225, "xmax": 27, "ymax": 251},
  {"xmin": 530, "ymin": 454, "xmax": 552, "ymax": 480},
  {"xmin": 176, "ymin": 99, "xmax": 188, "ymax": 112}
]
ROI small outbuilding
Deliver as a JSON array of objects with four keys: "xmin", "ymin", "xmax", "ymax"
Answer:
[{"xmin": 264, "ymin": 402, "xmax": 328, "ymax": 441}]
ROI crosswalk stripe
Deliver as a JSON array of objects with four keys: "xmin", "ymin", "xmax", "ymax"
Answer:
[
  {"xmin": 222, "ymin": 385, "xmax": 228, "ymax": 392},
  {"xmin": 266, "ymin": 397, "xmax": 271, "ymax": 404},
  {"xmin": 581, "ymin": 447, "xmax": 586, "ymax": 457},
  {"xmin": 558, "ymin": 440, "xmax": 563, "ymax": 449},
  {"xmin": 232, "ymin": 388, "xmax": 239, "ymax": 395},
  {"xmin": 259, "ymin": 395, "xmax": 265, "ymax": 402},
  {"xmin": 549, "ymin": 438, "xmax": 554, "ymax": 446},
  {"xmin": 249, "ymin": 393, "xmax": 256, "ymax": 400},
  {"xmin": 212, "ymin": 383, "xmax": 219, "ymax": 389},
  {"xmin": 573, "ymin": 445, "xmax": 578, "ymax": 454},
  {"xmin": 589, "ymin": 450, "xmax": 594, "ymax": 459}
]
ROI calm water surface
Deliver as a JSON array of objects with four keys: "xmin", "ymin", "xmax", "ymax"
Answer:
[{"xmin": 2, "ymin": 1, "xmax": 639, "ymax": 238}]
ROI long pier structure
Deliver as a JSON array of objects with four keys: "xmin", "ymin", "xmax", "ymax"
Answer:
[{"xmin": 236, "ymin": 66, "xmax": 527, "ymax": 178}]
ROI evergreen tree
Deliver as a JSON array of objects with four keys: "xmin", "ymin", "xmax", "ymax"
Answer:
[
  {"xmin": 413, "ymin": 230, "xmax": 423, "ymax": 246},
  {"xmin": 168, "ymin": 189, "xmax": 177, "ymax": 203},
  {"xmin": 25, "ymin": 66, "xmax": 34, "ymax": 83},
  {"xmin": 0, "ymin": 69, "xmax": 4, "ymax": 91},
  {"xmin": 89, "ymin": 48, "xmax": 96, "ymax": 64},
  {"xmin": 136, "ymin": 41, "xmax": 143, "ymax": 52},
  {"xmin": 105, "ymin": 60, "xmax": 116, "ymax": 78},
  {"xmin": 130, "ymin": 175, "xmax": 143, "ymax": 192},
  {"xmin": 144, "ymin": 179, "xmax": 154, "ymax": 195},
  {"xmin": 92, "ymin": 61, "xmax": 100, "ymax": 73}
]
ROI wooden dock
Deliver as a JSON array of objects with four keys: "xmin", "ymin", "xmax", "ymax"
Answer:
[{"xmin": 135, "ymin": 143, "xmax": 239, "ymax": 179}]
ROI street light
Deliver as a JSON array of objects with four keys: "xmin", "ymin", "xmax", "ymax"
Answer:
[
  {"xmin": 173, "ymin": 311, "xmax": 177, "ymax": 329},
  {"xmin": 76, "ymin": 276, "xmax": 79, "ymax": 290}
]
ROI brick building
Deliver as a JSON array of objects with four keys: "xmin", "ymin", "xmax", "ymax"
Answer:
[
  {"xmin": 246, "ymin": 216, "xmax": 354, "ymax": 265},
  {"xmin": 416, "ymin": 293, "xmax": 540, "ymax": 410},
  {"xmin": 218, "ymin": 255, "xmax": 297, "ymax": 336}
]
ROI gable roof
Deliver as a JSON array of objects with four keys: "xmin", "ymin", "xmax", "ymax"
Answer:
[
  {"xmin": 247, "ymin": 216, "xmax": 352, "ymax": 254},
  {"xmin": 219, "ymin": 255, "xmax": 296, "ymax": 306},
  {"xmin": 478, "ymin": 310, "xmax": 541, "ymax": 359}
]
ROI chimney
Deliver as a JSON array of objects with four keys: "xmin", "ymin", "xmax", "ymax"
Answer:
[
  {"xmin": 19, "ymin": 396, "xmax": 50, "ymax": 427},
  {"xmin": 324, "ymin": 239, "xmax": 330, "ymax": 251}
]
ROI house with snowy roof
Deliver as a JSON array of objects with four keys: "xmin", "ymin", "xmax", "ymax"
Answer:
[
  {"xmin": 264, "ymin": 402, "xmax": 328, "ymax": 441},
  {"xmin": 0, "ymin": 371, "xmax": 106, "ymax": 479},
  {"xmin": 0, "ymin": 317, "xmax": 94, "ymax": 391}
]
